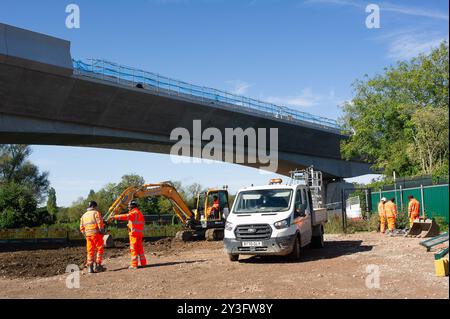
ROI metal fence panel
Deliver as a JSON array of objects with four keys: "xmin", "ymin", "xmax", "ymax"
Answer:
[
  {"xmin": 423, "ymin": 185, "xmax": 449, "ymax": 222},
  {"xmin": 370, "ymin": 184, "xmax": 449, "ymax": 223}
]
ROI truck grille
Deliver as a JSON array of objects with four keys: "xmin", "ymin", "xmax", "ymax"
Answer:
[{"xmin": 234, "ymin": 224, "xmax": 272, "ymax": 240}]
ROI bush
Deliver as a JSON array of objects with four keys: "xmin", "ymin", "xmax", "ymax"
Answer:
[
  {"xmin": 368, "ymin": 213, "xmax": 380, "ymax": 232},
  {"xmin": 324, "ymin": 215, "xmax": 344, "ymax": 234},
  {"xmin": 346, "ymin": 218, "xmax": 370, "ymax": 233},
  {"xmin": 324, "ymin": 213, "xmax": 383, "ymax": 234},
  {"xmin": 434, "ymin": 217, "xmax": 449, "ymax": 233},
  {"xmin": 395, "ymin": 211, "xmax": 409, "ymax": 229}
]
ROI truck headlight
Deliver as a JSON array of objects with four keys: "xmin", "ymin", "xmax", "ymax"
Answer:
[
  {"xmin": 225, "ymin": 221, "xmax": 233, "ymax": 231},
  {"xmin": 274, "ymin": 217, "xmax": 291, "ymax": 229}
]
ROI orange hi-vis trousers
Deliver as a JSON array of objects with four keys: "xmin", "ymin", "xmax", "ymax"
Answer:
[
  {"xmin": 129, "ymin": 234, "xmax": 147, "ymax": 267},
  {"xmin": 387, "ymin": 217, "xmax": 396, "ymax": 231},
  {"xmin": 379, "ymin": 215, "xmax": 386, "ymax": 233},
  {"xmin": 86, "ymin": 233, "xmax": 104, "ymax": 266}
]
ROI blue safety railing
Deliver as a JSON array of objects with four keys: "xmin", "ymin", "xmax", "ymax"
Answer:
[{"xmin": 72, "ymin": 58, "xmax": 342, "ymax": 131}]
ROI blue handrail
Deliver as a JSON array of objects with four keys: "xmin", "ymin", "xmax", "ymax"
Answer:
[{"xmin": 72, "ymin": 58, "xmax": 342, "ymax": 131}]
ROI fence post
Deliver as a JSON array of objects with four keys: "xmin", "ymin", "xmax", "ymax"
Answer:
[
  {"xmin": 420, "ymin": 184, "xmax": 426, "ymax": 218},
  {"xmin": 399, "ymin": 185, "xmax": 403, "ymax": 212},
  {"xmin": 341, "ymin": 189, "xmax": 346, "ymax": 233},
  {"xmin": 394, "ymin": 181, "xmax": 398, "ymax": 207}
]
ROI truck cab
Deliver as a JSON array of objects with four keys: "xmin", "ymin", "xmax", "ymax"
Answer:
[{"xmin": 224, "ymin": 177, "xmax": 327, "ymax": 261}]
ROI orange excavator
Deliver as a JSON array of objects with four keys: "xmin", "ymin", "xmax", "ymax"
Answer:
[{"xmin": 103, "ymin": 182, "xmax": 230, "ymax": 246}]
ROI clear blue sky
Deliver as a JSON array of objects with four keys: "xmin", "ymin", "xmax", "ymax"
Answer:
[{"xmin": 1, "ymin": 0, "xmax": 448, "ymax": 206}]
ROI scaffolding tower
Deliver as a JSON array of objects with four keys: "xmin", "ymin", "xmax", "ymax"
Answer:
[{"xmin": 289, "ymin": 166, "xmax": 324, "ymax": 209}]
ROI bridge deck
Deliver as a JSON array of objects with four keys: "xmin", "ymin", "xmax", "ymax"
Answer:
[{"xmin": 73, "ymin": 59, "xmax": 343, "ymax": 134}]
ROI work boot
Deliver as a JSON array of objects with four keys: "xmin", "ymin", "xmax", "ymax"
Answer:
[
  {"xmin": 94, "ymin": 263, "xmax": 106, "ymax": 273},
  {"xmin": 87, "ymin": 264, "xmax": 94, "ymax": 274}
]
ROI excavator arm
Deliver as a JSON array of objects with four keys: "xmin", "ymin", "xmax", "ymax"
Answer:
[{"xmin": 105, "ymin": 182, "xmax": 195, "ymax": 226}]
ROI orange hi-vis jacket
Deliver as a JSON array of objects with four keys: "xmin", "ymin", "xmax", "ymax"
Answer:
[
  {"xmin": 114, "ymin": 208, "xmax": 145, "ymax": 236},
  {"xmin": 80, "ymin": 208, "xmax": 104, "ymax": 236},
  {"xmin": 384, "ymin": 201, "xmax": 397, "ymax": 218},
  {"xmin": 408, "ymin": 198, "xmax": 420, "ymax": 217},
  {"xmin": 378, "ymin": 202, "xmax": 386, "ymax": 217}
]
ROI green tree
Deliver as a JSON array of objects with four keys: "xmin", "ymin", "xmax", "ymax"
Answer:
[
  {"xmin": 0, "ymin": 145, "xmax": 52, "ymax": 228},
  {"xmin": 340, "ymin": 42, "xmax": 449, "ymax": 178},
  {"xmin": 0, "ymin": 144, "xmax": 50, "ymax": 203},
  {"xmin": 0, "ymin": 183, "xmax": 38, "ymax": 228},
  {"xmin": 46, "ymin": 187, "xmax": 58, "ymax": 218},
  {"xmin": 408, "ymin": 106, "xmax": 449, "ymax": 177},
  {"xmin": 117, "ymin": 174, "xmax": 145, "ymax": 193}
]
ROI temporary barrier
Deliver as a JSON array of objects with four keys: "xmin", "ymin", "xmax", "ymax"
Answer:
[{"xmin": 371, "ymin": 184, "xmax": 449, "ymax": 223}]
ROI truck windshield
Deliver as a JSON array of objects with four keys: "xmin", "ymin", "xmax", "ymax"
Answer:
[{"xmin": 233, "ymin": 189, "xmax": 293, "ymax": 213}]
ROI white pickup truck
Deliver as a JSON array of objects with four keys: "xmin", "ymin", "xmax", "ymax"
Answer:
[{"xmin": 224, "ymin": 179, "xmax": 327, "ymax": 261}]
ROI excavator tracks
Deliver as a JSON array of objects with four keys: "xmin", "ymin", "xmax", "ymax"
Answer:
[
  {"xmin": 205, "ymin": 228, "xmax": 224, "ymax": 241},
  {"xmin": 174, "ymin": 229, "xmax": 224, "ymax": 241}
]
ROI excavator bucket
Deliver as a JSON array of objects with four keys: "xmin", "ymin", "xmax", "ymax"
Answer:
[
  {"xmin": 405, "ymin": 218, "xmax": 440, "ymax": 238},
  {"xmin": 103, "ymin": 234, "xmax": 115, "ymax": 248}
]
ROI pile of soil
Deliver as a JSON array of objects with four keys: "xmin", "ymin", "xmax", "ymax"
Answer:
[
  {"xmin": 144, "ymin": 237, "xmax": 222, "ymax": 257},
  {"xmin": 0, "ymin": 237, "xmax": 211, "ymax": 279},
  {"xmin": 0, "ymin": 242, "xmax": 126, "ymax": 279}
]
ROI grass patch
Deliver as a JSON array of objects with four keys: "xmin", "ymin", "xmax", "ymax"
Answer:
[
  {"xmin": 434, "ymin": 217, "xmax": 449, "ymax": 233},
  {"xmin": 325, "ymin": 214, "xmax": 380, "ymax": 234}
]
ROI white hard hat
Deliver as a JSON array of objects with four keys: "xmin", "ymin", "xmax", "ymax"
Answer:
[{"xmin": 381, "ymin": 197, "xmax": 387, "ymax": 202}]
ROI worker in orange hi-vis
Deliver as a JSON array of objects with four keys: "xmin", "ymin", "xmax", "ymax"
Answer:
[
  {"xmin": 378, "ymin": 197, "xmax": 387, "ymax": 234},
  {"xmin": 80, "ymin": 201, "xmax": 106, "ymax": 274},
  {"xmin": 407, "ymin": 195, "xmax": 421, "ymax": 227},
  {"xmin": 384, "ymin": 198, "xmax": 397, "ymax": 235},
  {"xmin": 113, "ymin": 200, "xmax": 147, "ymax": 269}
]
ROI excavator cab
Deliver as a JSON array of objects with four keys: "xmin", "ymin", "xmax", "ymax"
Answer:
[
  {"xmin": 204, "ymin": 189, "xmax": 230, "ymax": 221},
  {"xmin": 191, "ymin": 189, "xmax": 229, "ymax": 240}
]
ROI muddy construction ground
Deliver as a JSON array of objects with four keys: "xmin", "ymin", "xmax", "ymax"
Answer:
[{"xmin": 0, "ymin": 232, "xmax": 448, "ymax": 299}]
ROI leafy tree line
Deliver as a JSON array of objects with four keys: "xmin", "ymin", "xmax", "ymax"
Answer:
[
  {"xmin": 57, "ymin": 174, "xmax": 211, "ymax": 223},
  {"xmin": 0, "ymin": 145, "xmax": 52, "ymax": 228},
  {"xmin": 340, "ymin": 42, "xmax": 449, "ymax": 180},
  {"xmin": 0, "ymin": 144, "xmax": 227, "ymax": 228}
]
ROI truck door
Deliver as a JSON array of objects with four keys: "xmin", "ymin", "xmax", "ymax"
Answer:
[
  {"xmin": 293, "ymin": 189, "xmax": 312, "ymax": 246},
  {"xmin": 300, "ymin": 189, "xmax": 313, "ymax": 246}
]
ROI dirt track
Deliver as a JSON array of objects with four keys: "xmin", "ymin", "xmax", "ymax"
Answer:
[{"xmin": 0, "ymin": 232, "xmax": 448, "ymax": 299}]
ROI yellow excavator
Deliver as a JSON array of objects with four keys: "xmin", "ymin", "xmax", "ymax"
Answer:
[{"xmin": 103, "ymin": 182, "xmax": 230, "ymax": 246}]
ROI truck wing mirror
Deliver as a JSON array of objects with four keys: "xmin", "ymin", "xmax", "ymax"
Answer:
[{"xmin": 295, "ymin": 203, "xmax": 307, "ymax": 217}]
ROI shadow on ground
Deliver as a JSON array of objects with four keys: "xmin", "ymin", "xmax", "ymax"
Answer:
[
  {"xmin": 110, "ymin": 259, "xmax": 208, "ymax": 272},
  {"xmin": 238, "ymin": 240, "xmax": 373, "ymax": 264}
]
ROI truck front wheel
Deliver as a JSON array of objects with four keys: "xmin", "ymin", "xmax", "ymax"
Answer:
[
  {"xmin": 289, "ymin": 235, "xmax": 301, "ymax": 261},
  {"xmin": 228, "ymin": 253, "xmax": 239, "ymax": 262}
]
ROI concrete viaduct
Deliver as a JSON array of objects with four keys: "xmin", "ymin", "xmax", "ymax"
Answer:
[{"xmin": 0, "ymin": 23, "xmax": 372, "ymax": 192}]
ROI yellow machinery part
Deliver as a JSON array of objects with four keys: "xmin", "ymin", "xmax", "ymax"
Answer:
[{"xmin": 434, "ymin": 258, "xmax": 449, "ymax": 277}]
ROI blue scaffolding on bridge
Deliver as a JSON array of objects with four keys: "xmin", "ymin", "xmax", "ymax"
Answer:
[{"xmin": 72, "ymin": 58, "xmax": 342, "ymax": 132}]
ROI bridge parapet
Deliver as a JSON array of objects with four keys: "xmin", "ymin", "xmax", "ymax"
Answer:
[
  {"xmin": 0, "ymin": 23, "xmax": 72, "ymax": 76},
  {"xmin": 73, "ymin": 58, "xmax": 343, "ymax": 133}
]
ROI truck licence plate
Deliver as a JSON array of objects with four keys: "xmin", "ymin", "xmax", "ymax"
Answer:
[{"xmin": 242, "ymin": 241, "xmax": 263, "ymax": 247}]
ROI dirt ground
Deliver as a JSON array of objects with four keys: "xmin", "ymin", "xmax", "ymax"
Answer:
[{"xmin": 0, "ymin": 232, "xmax": 448, "ymax": 299}]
